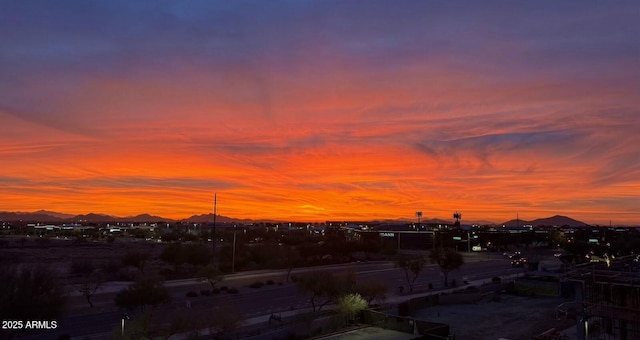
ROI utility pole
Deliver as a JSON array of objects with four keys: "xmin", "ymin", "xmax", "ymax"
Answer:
[
  {"xmin": 232, "ymin": 224, "xmax": 237, "ymax": 273},
  {"xmin": 212, "ymin": 193, "xmax": 217, "ymax": 264}
]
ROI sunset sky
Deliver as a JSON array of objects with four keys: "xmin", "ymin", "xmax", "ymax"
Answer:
[{"xmin": 1, "ymin": 1, "xmax": 639, "ymax": 224}]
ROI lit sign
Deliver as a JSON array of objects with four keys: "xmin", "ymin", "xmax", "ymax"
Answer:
[
  {"xmin": 379, "ymin": 232, "xmax": 395, "ymax": 237},
  {"xmin": 453, "ymin": 236, "xmax": 462, "ymax": 241}
]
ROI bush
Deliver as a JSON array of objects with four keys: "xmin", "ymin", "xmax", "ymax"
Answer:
[
  {"xmin": 227, "ymin": 287, "xmax": 239, "ymax": 294},
  {"xmin": 0, "ymin": 264, "xmax": 66, "ymax": 321},
  {"xmin": 492, "ymin": 276, "xmax": 502, "ymax": 283},
  {"xmin": 428, "ymin": 283, "xmax": 433, "ymax": 289},
  {"xmin": 220, "ymin": 286, "xmax": 228, "ymax": 291},
  {"xmin": 100, "ymin": 259, "xmax": 120, "ymax": 276},
  {"xmin": 35, "ymin": 237, "xmax": 51, "ymax": 245},
  {"xmin": 186, "ymin": 291, "xmax": 198, "ymax": 298},
  {"xmin": 249, "ymin": 281, "xmax": 264, "ymax": 289},
  {"xmin": 212, "ymin": 288, "xmax": 220, "ymax": 294},
  {"xmin": 200, "ymin": 289, "xmax": 211, "ymax": 296},
  {"xmin": 69, "ymin": 259, "xmax": 95, "ymax": 276},
  {"xmin": 266, "ymin": 279, "xmax": 275, "ymax": 285}
]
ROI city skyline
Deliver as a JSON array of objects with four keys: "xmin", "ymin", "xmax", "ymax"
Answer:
[{"xmin": 1, "ymin": 2, "xmax": 639, "ymax": 225}]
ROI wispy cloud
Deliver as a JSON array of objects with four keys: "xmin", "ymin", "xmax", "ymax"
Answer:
[{"xmin": 0, "ymin": 1, "xmax": 639, "ymax": 223}]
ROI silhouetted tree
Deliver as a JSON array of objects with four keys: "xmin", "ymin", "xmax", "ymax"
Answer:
[
  {"xmin": 70, "ymin": 259, "xmax": 104, "ymax": 308},
  {"xmin": 297, "ymin": 270, "xmax": 354, "ymax": 312},
  {"xmin": 197, "ymin": 264, "xmax": 224, "ymax": 290},
  {"xmin": 69, "ymin": 259, "xmax": 96, "ymax": 277},
  {"xmin": 77, "ymin": 273, "xmax": 105, "ymax": 308},
  {"xmin": 429, "ymin": 248, "xmax": 464, "ymax": 287},
  {"xmin": 0, "ymin": 264, "xmax": 66, "ymax": 337},
  {"xmin": 354, "ymin": 279, "xmax": 388, "ymax": 305},
  {"xmin": 161, "ymin": 243, "xmax": 187, "ymax": 272},
  {"xmin": 122, "ymin": 250, "xmax": 150, "ymax": 273},
  {"xmin": 184, "ymin": 243, "xmax": 211, "ymax": 267},
  {"xmin": 114, "ymin": 275, "xmax": 170, "ymax": 312},
  {"xmin": 282, "ymin": 246, "xmax": 304, "ymax": 282},
  {"xmin": 564, "ymin": 240, "xmax": 591, "ymax": 264},
  {"xmin": 395, "ymin": 254, "xmax": 428, "ymax": 292},
  {"xmin": 359, "ymin": 238, "xmax": 382, "ymax": 259}
]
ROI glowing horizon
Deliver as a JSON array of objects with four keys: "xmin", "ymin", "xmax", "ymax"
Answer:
[{"xmin": 1, "ymin": 2, "xmax": 639, "ymax": 225}]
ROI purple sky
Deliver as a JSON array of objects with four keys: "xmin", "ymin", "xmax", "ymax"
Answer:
[{"xmin": 1, "ymin": 1, "xmax": 639, "ymax": 224}]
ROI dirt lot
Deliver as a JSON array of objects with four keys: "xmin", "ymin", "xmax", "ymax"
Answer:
[
  {"xmin": 413, "ymin": 294, "xmax": 575, "ymax": 340},
  {"xmin": 0, "ymin": 237, "xmax": 166, "ymax": 283}
]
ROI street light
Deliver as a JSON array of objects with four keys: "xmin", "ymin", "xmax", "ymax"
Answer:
[{"xmin": 121, "ymin": 313, "xmax": 130, "ymax": 338}]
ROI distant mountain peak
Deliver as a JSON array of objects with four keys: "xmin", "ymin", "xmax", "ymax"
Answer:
[
  {"xmin": 500, "ymin": 215, "xmax": 588, "ymax": 227},
  {"xmin": 32, "ymin": 210, "xmax": 75, "ymax": 219}
]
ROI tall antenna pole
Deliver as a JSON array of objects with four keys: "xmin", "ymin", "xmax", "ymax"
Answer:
[{"xmin": 212, "ymin": 193, "xmax": 217, "ymax": 263}]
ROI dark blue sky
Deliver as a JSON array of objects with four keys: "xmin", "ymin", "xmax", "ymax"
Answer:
[{"xmin": 1, "ymin": 1, "xmax": 639, "ymax": 223}]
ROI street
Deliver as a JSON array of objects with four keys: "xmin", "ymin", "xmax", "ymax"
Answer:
[{"xmin": 16, "ymin": 254, "xmax": 519, "ymax": 339}]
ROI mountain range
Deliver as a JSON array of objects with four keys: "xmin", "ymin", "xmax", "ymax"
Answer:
[
  {"xmin": 499, "ymin": 215, "xmax": 588, "ymax": 227},
  {"xmin": 0, "ymin": 210, "xmax": 594, "ymax": 227}
]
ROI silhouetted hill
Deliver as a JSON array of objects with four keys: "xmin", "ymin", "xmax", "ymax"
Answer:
[
  {"xmin": 0, "ymin": 210, "xmax": 593, "ymax": 227},
  {"xmin": 185, "ymin": 213, "xmax": 258, "ymax": 224},
  {"xmin": 423, "ymin": 218, "xmax": 453, "ymax": 225},
  {"xmin": 33, "ymin": 210, "xmax": 75, "ymax": 219},
  {"xmin": 501, "ymin": 215, "xmax": 588, "ymax": 227},
  {"xmin": 0, "ymin": 211, "xmax": 64, "ymax": 222},
  {"xmin": 69, "ymin": 213, "xmax": 117, "ymax": 223},
  {"xmin": 123, "ymin": 214, "xmax": 174, "ymax": 223}
]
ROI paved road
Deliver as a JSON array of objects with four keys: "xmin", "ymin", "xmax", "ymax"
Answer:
[{"xmin": 16, "ymin": 253, "xmax": 520, "ymax": 339}]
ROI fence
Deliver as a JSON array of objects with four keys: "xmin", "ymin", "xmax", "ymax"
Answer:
[{"xmin": 361, "ymin": 309, "xmax": 450, "ymax": 339}]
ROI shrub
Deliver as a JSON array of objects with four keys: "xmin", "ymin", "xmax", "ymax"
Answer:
[
  {"xmin": 212, "ymin": 288, "xmax": 220, "ymax": 294},
  {"xmin": 428, "ymin": 283, "xmax": 433, "ymax": 289},
  {"xmin": 220, "ymin": 286, "xmax": 228, "ymax": 291},
  {"xmin": 186, "ymin": 291, "xmax": 198, "ymax": 298},
  {"xmin": 492, "ymin": 276, "xmax": 502, "ymax": 283},
  {"xmin": 69, "ymin": 259, "xmax": 95, "ymax": 276},
  {"xmin": 249, "ymin": 281, "xmax": 264, "ymax": 289},
  {"xmin": 266, "ymin": 279, "xmax": 275, "ymax": 285},
  {"xmin": 227, "ymin": 287, "xmax": 239, "ymax": 294},
  {"xmin": 200, "ymin": 289, "xmax": 211, "ymax": 296}
]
